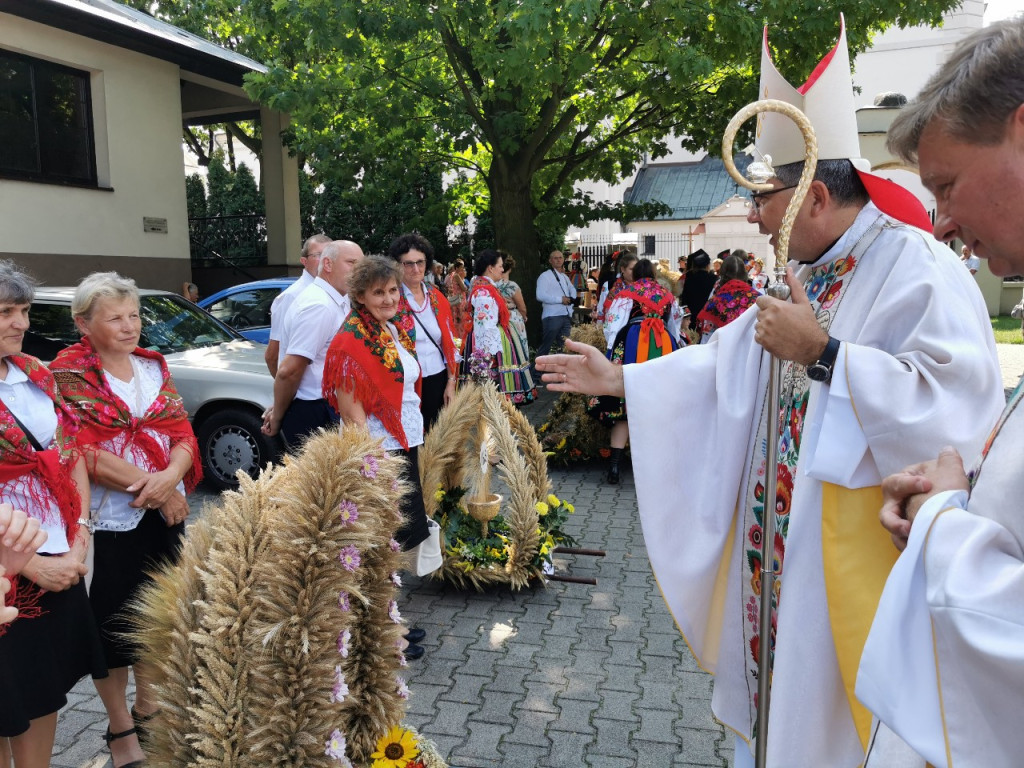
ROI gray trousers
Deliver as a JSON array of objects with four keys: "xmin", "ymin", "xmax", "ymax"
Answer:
[{"xmin": 537, "ymin": 314, "xmax": 572, "ymax": 358}]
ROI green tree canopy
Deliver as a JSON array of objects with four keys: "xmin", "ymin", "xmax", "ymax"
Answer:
[{"xmin": 133, "ymin": 0, "xmax": 958, "ymax": 331}]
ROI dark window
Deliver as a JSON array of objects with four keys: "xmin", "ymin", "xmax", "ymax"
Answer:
[
  {"xmin": 643, "ymin": 235, "xmax": 656, "ymax": 256},
  {"xmin": 205, "ymin": 288, "xmax": 281, "ymax": 330},
  {"xmin": 0, "ymin": 51, "xmax": 96, "ymax": 185}
]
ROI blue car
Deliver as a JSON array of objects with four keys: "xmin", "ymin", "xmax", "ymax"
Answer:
[{"xmin": 199, "ymin": 277, "xmax": 298, "ymax": 343}]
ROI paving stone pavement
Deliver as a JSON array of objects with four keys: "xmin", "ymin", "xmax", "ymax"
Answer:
[{"xmin": 45, "ymin": 342, "xmax": 1024, "ymax": 766}]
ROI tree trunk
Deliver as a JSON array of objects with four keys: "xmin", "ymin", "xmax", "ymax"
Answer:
[{"xmin": 488, "ymin": 158, "xmax": 545, "ymax": 349}]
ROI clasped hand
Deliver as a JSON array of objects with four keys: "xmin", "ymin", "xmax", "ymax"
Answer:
[
  {"xmin": 127, "ymin": 469, "xmax": 189, "ymax": 526},
  {"xmin": 879, "ymin": 446, "xmax": 969, "ymax": 551}
]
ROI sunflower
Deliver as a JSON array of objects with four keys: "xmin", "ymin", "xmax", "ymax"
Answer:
[{"xmin": 372, "ymin": 726, "xmax": 420, "ymax": 768}]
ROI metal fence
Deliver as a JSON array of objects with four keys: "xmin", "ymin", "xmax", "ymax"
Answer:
[
  {"xmin": 570, "ymin": 232, "xmax": 694, "ymax": 271},
  {"xmin": 189, "ymin": 214, "xmax": 268, "ymax": 269}
]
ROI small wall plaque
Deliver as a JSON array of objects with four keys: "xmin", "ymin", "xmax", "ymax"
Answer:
[{"xmin": 143, "ymin": 217, "xmax": 168, "ymax": 234}]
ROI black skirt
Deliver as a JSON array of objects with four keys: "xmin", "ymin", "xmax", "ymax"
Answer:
[
  {"xmin": 393, "ymin": 445, "xmax": 430, "ymax": 552},
  {"xmin": 0, "ymin": 580, "xmax": 107, "ymax": 737},
  {"xmin": 90, "ymin": 509, "xmax": 184, "ymax": 669}
]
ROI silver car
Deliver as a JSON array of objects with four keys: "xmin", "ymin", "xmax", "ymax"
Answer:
[{"xmin": 24, "ymin": 288, "xmax": 284, "ymax": 490}]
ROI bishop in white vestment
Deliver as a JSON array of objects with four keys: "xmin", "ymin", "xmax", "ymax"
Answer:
[{"xmin": 538, "ymin": 17, "xmax": 1006, "ymax": 767}]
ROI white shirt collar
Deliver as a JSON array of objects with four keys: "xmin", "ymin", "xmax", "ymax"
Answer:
[
  {"xmin": 312, "ymin": 276, "xmax": 347, "ymax": 306},
  {"xmin": 0, "ymin": 358, "xmax": 28, "ymax": 386}
]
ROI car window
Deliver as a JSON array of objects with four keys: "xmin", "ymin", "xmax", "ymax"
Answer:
[
  {"xmin": 24, "ymin": 303, "xmax": 79, "ymax": 361},
  {"xmin": 205, "ymin": 287, "xmax": 280, "ymax": 330},
  {"xmin": 138, "ymin": 295, "xmax": 238, "ymax": 353}
]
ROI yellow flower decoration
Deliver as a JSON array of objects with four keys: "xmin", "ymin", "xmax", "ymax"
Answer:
[
  {"xmin": 434, "ymin": 489, "xmax": 445, "ymax": 502},
  {"xmin": 535, "ymin": 502, "xmax": 549, "ymax": 516},
  {"xmin": 555, "ymin": 437, "xmax": 567, "ymax": 449},
  {"xmin": 565, "ymin": 502, "xmax": 575, "ymax": 514},
  {"xmin": 547, "ymin": 494, "xmax": 560, "ymax": 507},
  {"xmin": 371, "ymin": 726, "xmax": 420, "ymax": 768}
]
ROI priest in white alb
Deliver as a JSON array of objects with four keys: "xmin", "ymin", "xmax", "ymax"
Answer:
[
  {"xmin": 857, "ymin": 17, "xmax": 1024, "ymax": 768},
  {"xmin": 537, "ymin": 16, "xmax": 1005, "ymax": 768}
]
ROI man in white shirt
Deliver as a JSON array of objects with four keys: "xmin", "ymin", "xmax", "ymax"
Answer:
[
  {"xmin": 535, "ymin": 250, "xmax": 577, "ymax": 359},
  {"xmin": 960, "ymin": 244, "xmax": 980, "ymax": 276},
  {"xmin": 264, "ymin": 233, "xmax": 331, "ymax": 376},
  {"xmin": 262, "ymin": 240, "xmax": 363, "ymax": 449},
  {"xmin": 857, "ymin": 18, "xmax": 1024, "ymax": 766}
]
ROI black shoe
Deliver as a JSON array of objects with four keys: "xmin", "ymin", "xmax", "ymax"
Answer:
[
  {"xmin": 404, "ymin": 642, "xmax": 425, "ymax": 660},
  {"xmin": 404, "ymin": 627, "xmax": 426, "ymax": 644},
  {"xmin": 607, "ymin": 446, "xmax": 623, "ymax": 485},
  {"xmin": 103, "ymin": 726, "xmax": 146, "ymax": 768}
]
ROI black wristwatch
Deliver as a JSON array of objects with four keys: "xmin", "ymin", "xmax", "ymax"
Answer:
[{"xmin": 806, "ymin": 336, "xmax": 840, "ymax": 383}]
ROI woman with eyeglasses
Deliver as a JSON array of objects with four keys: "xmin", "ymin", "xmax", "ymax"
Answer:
[{"xmin": 387, "ymin": 234, "xmax": 461, "ymax": 432}]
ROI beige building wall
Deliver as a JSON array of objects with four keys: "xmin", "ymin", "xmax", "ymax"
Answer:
[{"xmin": 0, "ymin": 14, "xmax": 191, "ymax": 290}]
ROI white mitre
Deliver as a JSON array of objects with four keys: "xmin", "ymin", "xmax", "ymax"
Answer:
[
  {"xmin": 756, "ymin": 14, "xmax": 867, "ymax": 170},
  {"xmin": 752, "ymin": 14, "xmax": 931, "ymax": 231}
]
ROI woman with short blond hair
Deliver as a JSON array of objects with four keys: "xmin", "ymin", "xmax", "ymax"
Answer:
[{"xmin": 51, "ymin": 271, "xmax": 202, "ymax": 768}]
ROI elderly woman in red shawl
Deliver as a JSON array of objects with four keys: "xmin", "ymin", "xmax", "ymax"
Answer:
[
  {"xmin": 323, "ymin": 255, "xmax": 431, "ymax": 660},
  {"xmin": 696, "ymin": 253, "xmax": 760, "ymax": 343},
  {"xmin": 0, "ymin": 261, "xmax": 106, "ymax": 768},
  {"xmin": 50, "ymin": 272, "xmax": 201, "ymax": 768}
]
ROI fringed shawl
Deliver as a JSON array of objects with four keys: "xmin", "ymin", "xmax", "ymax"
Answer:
[
  {"xmin": 324, "ymin": 309, "xmax": 420, "ymax": 450},
  {"xmin": 616, "ymin": 277, "xmax": 675, "ymax": 317},
  {"xmin": 50, "ymin": 338, "xmax": 202, "ymax": 492},
  {"xmin": 0, "ymin": 354, "xmax": 82, "ymax": 627},
  {"xmin": 697, "ymin": 278, "xmax": 760, "ymax": 332}
]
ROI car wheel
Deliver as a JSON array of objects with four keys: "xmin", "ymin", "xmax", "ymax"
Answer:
[{"xmin": 196, "ymin": 407, "xmax": 278, "ymax": 491}]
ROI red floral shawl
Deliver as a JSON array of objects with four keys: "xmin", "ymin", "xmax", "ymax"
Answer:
[
  {"xmin": 696, "ymin": 278, "xmax": 760, "ymax": 332},
  {"xmin": 0, "ymin": 354, "xmax": 82, "ymax": 624},
  {"xmin": 465, "ymin": 277, "xmax": 510, "ymax": 338},
  {"xmin": 49, "ymin": 338, "xmax": 202, "ymax": 492},
  {"xmin": 616, "ymin": 277, "xmax": 675, "ymax": 317},
  {"xmin": 394, "ymin": 284, "xmax": 460, "ymax": 378},
  {"xmin": 323, "ymin": 308, "xmax": 421, "ymax": 450}
]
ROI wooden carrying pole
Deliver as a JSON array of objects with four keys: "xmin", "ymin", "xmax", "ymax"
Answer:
[{"xmin": 721, "ymin": 100, "xmax": 818, "ymax": 768}]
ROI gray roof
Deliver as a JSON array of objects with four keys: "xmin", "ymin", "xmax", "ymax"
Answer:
[
  {"xmin": 625, "ymin": 154, "xmax": 754, "ymax": 221},
  {"xmin": 0, "ymin": 0, "xmax": 266, "ymax": 86}
]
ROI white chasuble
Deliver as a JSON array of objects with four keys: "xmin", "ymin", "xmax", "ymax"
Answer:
[
  {"xmin": 624, "ymin": 204, "xmax": 1004, "ymax": 767},
  {"xmin": 859, "ymin": 384, "xmax": 1024, "ymax": 768}
]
